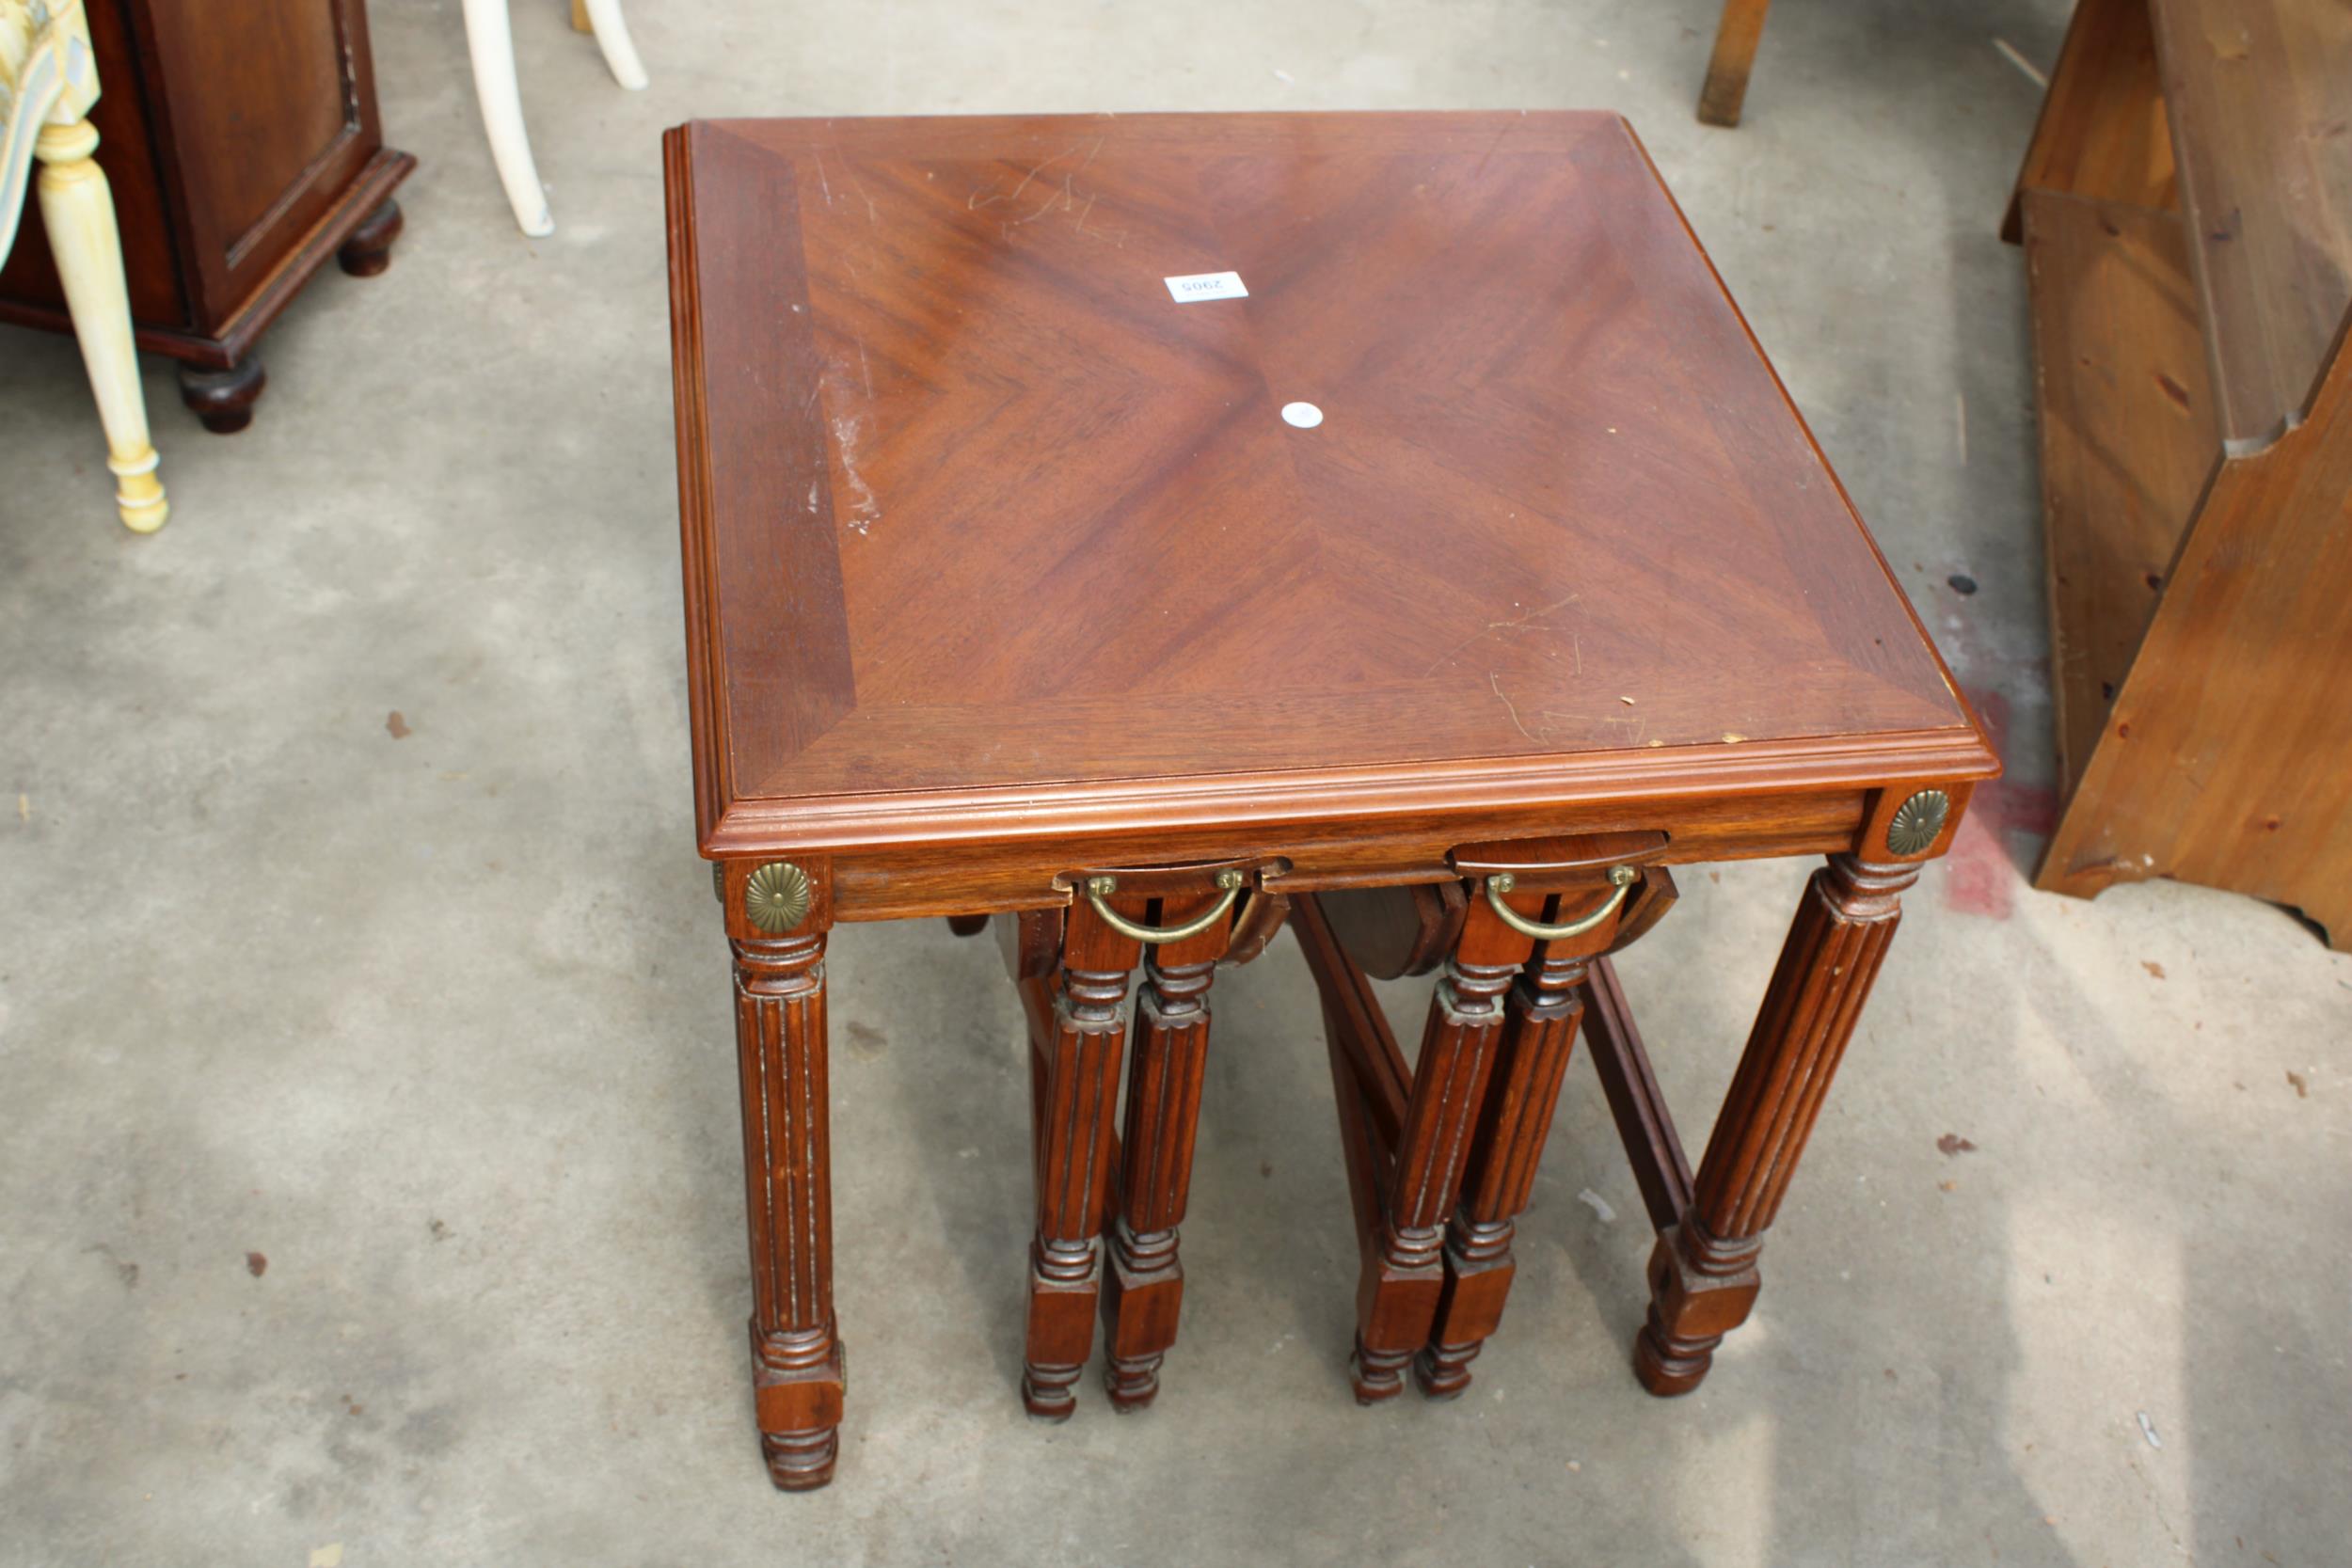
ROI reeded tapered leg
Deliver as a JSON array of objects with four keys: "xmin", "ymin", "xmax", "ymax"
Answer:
[
  {"xmin": 1101, "ymin": 892, "xmax": 1231, "ymax": 1411},
  {"xmin": 1349, "ymin": 897, "xmax": 1533, "ymax": 1402},
  {"xmin": 1418, "ymin": 942, "xmax": 1591, "ymax": 1399},
  {"xmin": 1023, "ymin": 904, "xmax": 1141, "ymax": 1419},
  {"xmin": 1637, "ymin": 854, "xmax": 1917, "ymax": 1394},
  {"xmin": 733, "ymin": 929, "xmax": 844, "ymax": 1489}
]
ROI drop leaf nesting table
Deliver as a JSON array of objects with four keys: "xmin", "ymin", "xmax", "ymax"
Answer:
[{"xmin": 662, "ymin": 110, "xmax": 1997, "ymax": 1491}]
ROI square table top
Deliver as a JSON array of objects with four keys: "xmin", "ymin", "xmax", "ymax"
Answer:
[{"xmin": 665, "ymin": 111, "xmax": 1994, "ymax": 855}]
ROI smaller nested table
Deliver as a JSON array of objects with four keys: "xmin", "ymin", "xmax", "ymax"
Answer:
[{"xmin": 663, "ymin": 110, "xmax": 1996, "ymax": 1490}]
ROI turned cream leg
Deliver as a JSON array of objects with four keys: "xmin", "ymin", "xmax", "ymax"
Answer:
[
  {"xmin": 35, "ymin": 118, "xmax": 165, "ymax": 533},
  {"xmin": 461, "ymin": 0, "xmax": 554, "ymax": 237},
  {"xmin": 577, "ymin": 0, "xmax": 648, "ymax": 90}
]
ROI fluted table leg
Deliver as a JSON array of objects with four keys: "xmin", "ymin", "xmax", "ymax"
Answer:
[
  {"xmin": 1418, "ymin": 934, "xmax": 1592, "ymax": 1398},
  {"xmin": 1636, "ymin": 854, "xmax": 1917, "ymax": 1394},
  {"xmin": 733, "ymin": 927, "xmax": 845, "ymax": 1488},
  {"xmin": 1348, "ymin": 895, "xmax": 1534, "ymax": 1402},
  {"xmin": 1022, "ymin": 899, "xmax": 1141, "ymax": 1418},
  {"xmin": 1101, "ymin": 888, "xmax": 1232, "ymax": 1410}
]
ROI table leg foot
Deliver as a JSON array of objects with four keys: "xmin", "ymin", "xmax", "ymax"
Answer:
[
  {"xmin": 1414, "ymin": 1339, "xmax": 1479, "ymax": 1400},
  {"xmin": 1104, "ymin": 1352, "xmax": 1163, "ymax": 1411},
  {"xmin": 1351, "ymin": 1335, "xmax": 1414, "ymax": 1404},
  {"xmin": 1021, "ymin": 1362, "xmax": 1084, "ymax": 1421},
  {"xmin": 1634, "ymin": 1321, "xmax": 1714, "ymax": 1397},
  {"xmin": 1633, "ymin": 1219, "xmax": 1760, "ymax": 1395},
  {"xmin": 1102, "ymin": 1219, "xmax": 1179, "ymax": 1412},
  {"xmin": 761, "ymin": 1427, "xmax": 839, "ymax": 1490},
  {"xmin": 1023, "ymin": 1239, "xmax": 1104, "ymax": 1422}
]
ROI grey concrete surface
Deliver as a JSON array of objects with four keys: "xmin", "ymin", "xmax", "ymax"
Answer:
[{"xmin": 4, "ymin": 1, "xmax": 2347, "ymax": 1562}]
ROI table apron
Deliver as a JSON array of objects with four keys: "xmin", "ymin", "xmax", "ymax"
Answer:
[{"xmin": 813, "ymin": 787, "xmax": 1874, "ymax": 923}]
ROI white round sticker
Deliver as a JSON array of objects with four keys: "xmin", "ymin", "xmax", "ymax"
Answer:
[{"xmin": 1280, "ymin": 402, "xmax": 1324, "ymax": 429}]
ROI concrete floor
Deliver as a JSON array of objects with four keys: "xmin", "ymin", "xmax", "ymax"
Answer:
[{"xmin": 4, "ymin": 0, "xmax": 2348, "ymax": 1562}]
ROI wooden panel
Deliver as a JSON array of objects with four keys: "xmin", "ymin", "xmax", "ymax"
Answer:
[
  {"xmin": 2005, "ymin": 0, "xmax": 2177, "ymax": 238},
  {"xmin": 2039, "ymin": 323, "xmax": 2352, "ymax": 949},
  {"xmin": 164, "ymin": 0, "xmax": 350, "ymax": 255},
  {"xmin": 0, "ymin": 0, "xmax": 185, "ymax": 325},
  {"xmin": 2150, "ymin": 0, "xmax": 2352, "ymax": 448},
  {"xmin": 2020, "ymin": 189, "xmax": 2217, "ymax": 796},
  {"xmin": 138, "ymin": 0, "xmax": 382, "ymax": 328},
  {"xmin": 666, "ymin": 113, "xmax": 1994, "ymax": 852}
]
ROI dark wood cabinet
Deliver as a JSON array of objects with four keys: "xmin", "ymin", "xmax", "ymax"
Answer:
[{"xmin": 0, "ymin": 0, "xmax": 414, "ymax": 433}]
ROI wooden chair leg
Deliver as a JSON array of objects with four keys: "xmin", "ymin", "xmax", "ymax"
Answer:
[
  {"xmin": 732, "ymin": 927, "xmax": 844, "ymax": 1490},
  {"xmin": 461, "ymin": 0, "xmax": 553, "ymax": 236},
  {"xmin": 1418, "ymin": 939, "xmax": 1592, "ymax": 1398},
  {"xmin": 35, "ymin": 118, "xmax": 166, "ymax": 532},
  {"xmin": 1636, "ymin": 855, "xmax": 1917, "ymax": 1394},
  {"xmin": 1698, "ymin": 0, "xmax": 1772, "ymax": 128},
  {"xmin": 1100, "ymin": 890, "xmax": 1230, "ymax": 1411},
  {"xmin": 1021, "ymin": 902, "xmax": 1140, "ymax": 1419}
]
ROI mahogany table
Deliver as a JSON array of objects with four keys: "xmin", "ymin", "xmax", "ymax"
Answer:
[{"xmin": 662, "ymin": 109, "xmax": 1997, "ymax": 1491}]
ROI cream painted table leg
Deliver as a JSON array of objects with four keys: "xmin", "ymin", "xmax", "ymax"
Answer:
[
  {"xmin": 461, "ymin": 0, "xmax": 553, "ymax": 237},
  {"xmin": 35, "ymin": 118, "xmax": 166, "ymax": 533},
  {"xmin": 576, "ymin": 0, "xmax": 648, "ymax": 90}
]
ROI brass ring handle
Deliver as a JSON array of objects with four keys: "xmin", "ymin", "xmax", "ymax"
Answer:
[
  {"xmin": 1485, "ymin": 864, "xmax": 1639, "ymax": 942},
  {"xmin": 1084, "ymin": 869, "xmax": 1246, "ymax": 944}
]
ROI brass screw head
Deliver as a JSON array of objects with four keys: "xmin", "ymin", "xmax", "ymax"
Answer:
[
  {"xmin": 743, "ymin": 861, "xmax": 813, "ymax": 933},
  {"xmin": 1886, "ymin": 790, "xmax": 1951, "ymax": 857}
]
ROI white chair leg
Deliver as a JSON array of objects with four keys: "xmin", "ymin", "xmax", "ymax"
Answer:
[
  {"xmin": 461, "ymin": 0, "xmax": 554, "ymax": 237},
  {"xmin": 578, "ymin": 0, "xmax": 648, "ymax": 90},
  {"xmin": 35, "ymin": 117, "xmax": 166, "ymax": 533}
]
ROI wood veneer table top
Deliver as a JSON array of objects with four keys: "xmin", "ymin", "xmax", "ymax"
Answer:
[{"xmin": 665, "ymin": 112, "xmax": 1991, "ymax": 852}]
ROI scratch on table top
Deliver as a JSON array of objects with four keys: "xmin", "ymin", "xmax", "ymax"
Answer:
[
  {"xmin": 1422, "ymin": 593, "xmax": 1583, "ymax": 676},
  {"xmin": 1600, "ymin": 711, "xmax": 1648, "ymax": 745},
  {"xmin": 972, "ymin": 144, "xmax": 1078, "ymax": 210},
  {"xmin": 973, "ymin": 139, "xmax": 1111, "ymax": 235},
  {"xmin": 1491, "ymin": 673, "xmax": 1537, "ymax": 741},
  {"xmin": 832, "ymin": 413, "xmax": 881, "ymax": 534},
  {"xmin": 811, "ymin": 149, "xmax": 834, "ymax": 207},
  {"xmin": 1008, "ymin": 177, "xmax": 1073, "ymax": 232},
  {"xmin": 858, "ymin": 342, "xmax": 874, "ymax": 399}
]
